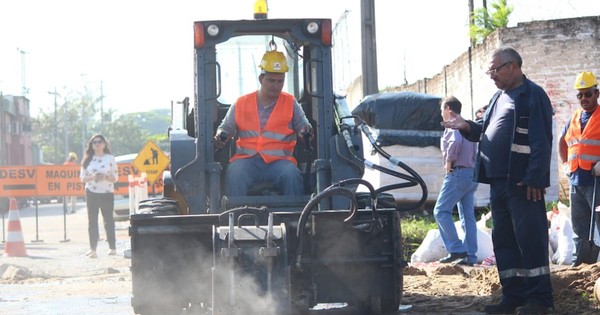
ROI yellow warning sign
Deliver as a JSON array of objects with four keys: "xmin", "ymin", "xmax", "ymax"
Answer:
[{"xmin": 133, "ymin": 140, "xmax": 170, "ymax": 185}]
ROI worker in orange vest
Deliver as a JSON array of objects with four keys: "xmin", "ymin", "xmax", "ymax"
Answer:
[
  {"xmin": 558, "ymin": 71, "xmax": 600, "ymax": 266},
  {"xmin": 214, "ymin": 48, "xmax": 312, "ymax": 196}
]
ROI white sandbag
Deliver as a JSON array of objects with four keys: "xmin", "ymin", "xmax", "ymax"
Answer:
[
  {"xmin": 548, "ymin": 212, "xmax": 575, "ymax": 265},
  {"xmin": 474, "ymin": 226, "xmax": 494, "ymax": 263},
  {"xmin": 410, "ymin": 221, "xmax": 494, "ymax": 264},
  {"xmin": 476, "ymin": 211, "xmax": 492, "ymax": 233},
  {"xmin": 410, "ymin": 229, "xmax": 447, "ymax": 263}
]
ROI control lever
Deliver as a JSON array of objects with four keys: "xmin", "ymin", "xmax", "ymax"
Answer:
[
  {"xmin": 218, "ymin": 130, "xmax": 229, "ymax": 142},
  {"xmin": 301, "ymin": 131, "xmax": 313, "ymax": 194},
  {"xmin": 215, "ymin": 130, "xmax": 229, "ymax": 153},
  {"xmin": 302, "ymin": 131, "xmax": 312, "ymax": 152}
]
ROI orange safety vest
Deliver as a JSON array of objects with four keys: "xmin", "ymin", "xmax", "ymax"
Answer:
[
  {"xmin": 564, "ymin": 107, "xmax": 600, "ymax": 171},
  {"xmin": 230, "ymin": 91, "xmax": 298, "ymax": 165}
]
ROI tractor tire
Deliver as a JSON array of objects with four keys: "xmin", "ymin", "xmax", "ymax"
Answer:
[{"xmin": 137, "ymin": 198, "xmax": 179, "ymax": 215}]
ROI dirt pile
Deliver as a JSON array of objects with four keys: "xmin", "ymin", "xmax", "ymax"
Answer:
[
  {"xmin": 403, "ymin": 262, "xmax": 600, "ymax": 314},
  {"xmin": 551, "ymin": 263, "xmax": 600, "ymax": 314}
]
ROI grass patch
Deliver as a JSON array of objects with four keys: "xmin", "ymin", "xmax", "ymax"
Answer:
[{"xmin": 400, "ymin": 213, "xmax": 438, "ymax": 263}]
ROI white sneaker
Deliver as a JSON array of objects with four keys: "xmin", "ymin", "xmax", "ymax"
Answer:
[{"xmin": 107, "ymin": 249, "xmax": 116, "ymax": 256}]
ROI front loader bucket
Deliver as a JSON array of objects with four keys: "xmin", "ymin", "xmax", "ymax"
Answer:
[
  {"xmin": 130, "ymin": 213, "xmax": 219, "ymax": 314},
  {"xmin": 297, "ymin": 210, "xmax": 404, "ymax": 314}
]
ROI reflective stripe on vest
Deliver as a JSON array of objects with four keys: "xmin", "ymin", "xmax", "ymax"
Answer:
[
  {"xmin": 564, "ymin": 107, "xmax": 600, "ymax": 171},
  {"xmin": 230, "ymin": 91, "xmax": 297, "ymax": 164}
]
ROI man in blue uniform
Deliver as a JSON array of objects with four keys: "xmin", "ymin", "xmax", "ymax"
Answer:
[{"xmin": 442, "ymin": 47, "xmax": 554, "ymax": 315}]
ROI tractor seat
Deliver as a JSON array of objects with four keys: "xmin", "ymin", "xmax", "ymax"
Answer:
[{"xmin": 247, "ymin": 181, "xmax": 281, "ymax": 196}]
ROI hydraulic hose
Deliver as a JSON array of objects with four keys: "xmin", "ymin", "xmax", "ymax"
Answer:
[
  {"xmin": 337, "ymin": 115, "xmax": 428, "ymax": 211},
  {"xmin": 333, "ymin": 178, "xmax": 382, "ymax": 225},
  {"xmin": 334, "ymin": 133, "xmax": 364, "ymax": 174},
  {"xmin": 295, "ymin": 186, "xmax": 357, "ymax": 269}
]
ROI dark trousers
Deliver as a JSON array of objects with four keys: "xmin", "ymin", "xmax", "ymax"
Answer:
[
  {"xmin": 569, "ymin": 183, "xmax": 600, "ymax": 263},
  {"xmin": 85, "ymin": 190, "xmax": 116, "ymax": 251},
  {"xmin": 489, "ymin": 178, "xmax": 553, "ymax": 307}
]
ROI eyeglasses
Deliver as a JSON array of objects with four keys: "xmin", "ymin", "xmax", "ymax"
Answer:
[
  {"xmin": 576, "ymin": 90, "xmax": 597, "ymax": 100},
  {"xmin": 485, "ymin": 61, "xmax": 512, "ymax": 75},
  {"xmin": 92, "ymin": 140, "xmax": 104, "ymax": 145}
]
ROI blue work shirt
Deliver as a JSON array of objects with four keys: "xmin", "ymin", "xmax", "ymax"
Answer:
[
  {"xmin": 479, "ymin": 85, "xmax": 525, "ymax": 177},
  {"xmin": 461, "ymin": 76, "xmax": 553, "ymax": 189}
]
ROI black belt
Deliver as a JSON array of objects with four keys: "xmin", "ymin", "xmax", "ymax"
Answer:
[{"xmin": 448, "ymin": 165, "xmax": 471, "ymax": 172}]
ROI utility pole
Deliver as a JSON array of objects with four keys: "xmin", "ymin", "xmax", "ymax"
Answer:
[
  {"xmin": 81, "ymin": 104, "xmax": 86, "ymax": 155},
  {"xmin": 100, "ymin": 80, "xmax": 104, "ymax": 132},
  {"xmin": 360, "ymin": 0, "xmax": 378, "ymax": 97},
  {"xmin": 469, "ymin": 0, "xmax": 474, "ymax": 46},
  {"xmin": 48, "ymin": 89, "xmax": 60, "ymax": 163},
  {"xmin": 0, "ymin": 91, "xmax": 4, "ymax": 165},
  {"xmin": 64, "ymin": 98, "xmax": 68, "ymax": 159},
  {"xmin": 17, "ymin": 48, "xmax": 28, "ymax": 96}
]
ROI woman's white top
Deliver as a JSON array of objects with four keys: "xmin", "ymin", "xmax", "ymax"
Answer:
[{"xmin": 80, "ymin": 154, "xmax": 119, "ymax": 193}]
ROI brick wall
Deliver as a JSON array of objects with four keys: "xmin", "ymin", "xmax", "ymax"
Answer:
[
  {"xmin": 370, "ymin": 15, "xmax": 600, "ymax": 204},
  {"xmin": 390, "ymin": 16, "xmax": 600, "ymax": 119}
]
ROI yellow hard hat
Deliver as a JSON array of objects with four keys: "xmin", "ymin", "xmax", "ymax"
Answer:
[
  {"xmin": 69, "ymin": 152, "xmax": 78, "ymax": 160},
  {"xmin": 259, "ymin": 51, "xmax": 288, "ymax": 73},
  {"xmin": 574, "ymin": 71, "xmax": 599, "ymax": 89}
]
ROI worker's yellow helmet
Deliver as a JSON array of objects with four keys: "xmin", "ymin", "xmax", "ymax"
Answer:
[
  {"xmin": 574, "ymin": 71, "xmax": 599, "ymax": 89},
  {"xmin": 259, "ymin": 51, "xmax": 288, "ymax": 74}
]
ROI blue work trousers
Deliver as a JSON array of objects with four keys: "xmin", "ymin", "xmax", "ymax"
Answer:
[
  {"xmin": 225, "ymin": 155, "xmax": 303, "ymax": 196},
  {"xmin": 569, "ymin": 183, "xmax": 600, "ymax": 263},
  {"xmin": 489, "ymin": 178, "xmax": 553, "ymax": 308},
  {"xmin": 433, "ymin": 167, "xmax": 479, "ymax": 264}
]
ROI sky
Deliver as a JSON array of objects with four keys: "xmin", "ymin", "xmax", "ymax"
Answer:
[{"xmin": 1, "ymin": 0, "xmax": 599, "ymax": 118}]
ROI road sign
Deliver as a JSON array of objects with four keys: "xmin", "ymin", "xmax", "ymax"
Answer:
[
  {"xmin": 0, "ymin": 165, "xmax": 84, "ymax": 197},
  {"xmin": 36, "ymin": 165, "xmax": 84, "ymax": 196},
  {"xmin": 0, "ymin": 166, "xmax": 37, "ymax": 197},
  {"xmin": 0, "ymin": 162, "xmax": 165, "ymax": 199},
  {"xmin": 132, "ymin": 140, "xmax": 170, "ymax": 185},
  {"xmin": 115, "ymin": 162, "xmax": 164, "ymax": 195}
]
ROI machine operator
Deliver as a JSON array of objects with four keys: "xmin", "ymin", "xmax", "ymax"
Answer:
[{"xmin": 214, "ymin": 48, "xmax": 312, "ymax": 196}]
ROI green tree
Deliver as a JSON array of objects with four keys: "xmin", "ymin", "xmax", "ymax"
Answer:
[
  {"xmin": 103, "ymin": 114, "xmax": 152, "ymax": 156},
  {"xmin": 31, "ymin": 87, "xmax": 169, "ymax": 163},
  {"xmin": 31, "ymin": 91, "xmax": 89, "ymax": 164},
  {"xmin": 120, "ymin": 110, "xmax": 171, "ymax": 152},
  {"xmin": 469, "ymin": 0, "xmax": 513, "ymax": 44}
]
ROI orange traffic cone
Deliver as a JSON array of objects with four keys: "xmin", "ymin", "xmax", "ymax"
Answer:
[{"xmin": 4, "ymin": 198, "xmax": 28, "ymax": 257}]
